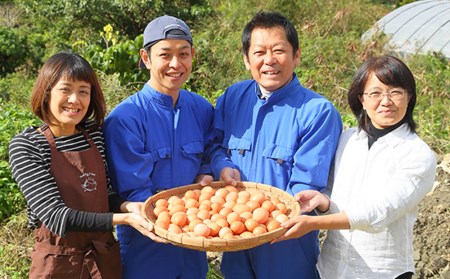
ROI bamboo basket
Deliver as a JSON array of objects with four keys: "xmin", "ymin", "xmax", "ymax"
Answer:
[{"xmin": 142, "ymin": 181, "xmax": 300, "ymax": 252}]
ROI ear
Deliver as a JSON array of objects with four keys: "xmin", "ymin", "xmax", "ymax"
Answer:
[
  {"xmin": 358, "ymin": 95, "xmax": 366, "ymax": 110},
  {"xmin": 140, "ymin": 48, "xmax": 151, "ymax": 69},
  {"xmin": 191, "ymin": 46, "xmax": 195, "ymax": 57},
  {"xmin": 294, "ymin": 47, "xmax": 301, "ymax": 67},
  {"xmin": 243, "ymin": 54, "xmax": 251, "ymax": 71}
]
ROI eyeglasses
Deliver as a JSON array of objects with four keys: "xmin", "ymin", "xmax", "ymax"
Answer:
[{"xmin": 363, "ymin": 89, "xmax": 407, "ymax": 101}]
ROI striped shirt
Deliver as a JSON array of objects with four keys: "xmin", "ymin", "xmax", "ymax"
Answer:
[{"xmin": 8, "ymin": 122, "xmax": 116, "ymax": 236}]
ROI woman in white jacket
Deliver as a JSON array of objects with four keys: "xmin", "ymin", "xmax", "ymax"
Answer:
[{"xmin": 272, "ymin": 55, "xmax": 436, "ymax": 279}]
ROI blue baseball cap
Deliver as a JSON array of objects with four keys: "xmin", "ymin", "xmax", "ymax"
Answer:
[{"xmin": 139, "ymin": 15, "xmax": 193, "ymax": 68}]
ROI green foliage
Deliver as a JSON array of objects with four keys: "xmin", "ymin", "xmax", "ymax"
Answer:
[
  {"xmin": 0, "ymin": 26, "xmax": 27, "ymax": 76},
  {"xmin": 0, "ymin": 210, "xmax": 32, "ymax": 278},
  {"xmin": 0, "ymin": 100, "xmax": 38, "ymax": 221}
]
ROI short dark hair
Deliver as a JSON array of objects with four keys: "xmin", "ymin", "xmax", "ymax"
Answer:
[
  {"xmin": 348, "ymin": 55, "xmax": 416, "ymax": 133},
  {"xmin": 242, "ymin": 11, "xmax": 299, "ymax": 57},
  {"xmin": 31, "ymin": 52, "xmax": 106, "ymax": 127}
]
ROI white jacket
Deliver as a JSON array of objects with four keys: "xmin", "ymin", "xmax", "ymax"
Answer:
[{"xmin": 318, "ymin": 124, "xmax": 437, "ymax": 278}]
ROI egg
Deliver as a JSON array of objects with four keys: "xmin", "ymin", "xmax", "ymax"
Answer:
[
  {"xmin": 215, "ymin": 188, "xmax": 230, "ymax": 199},
  {"xmin": 275, "ymin": 202, "xmax": 288, "ymax": 214},
  {"xmin": 193, "ymin": 223, "xmax": 210, "ymax": 237},
  {"xmin": 215, "ymin": 218, "xmax": 229, "ymax": 228},
  {"xmin": 275, "ymin": 213, "xmax": 289, "ymax": 223},
  {"xmin": 226, "ymin": 212, "xmax": 241, "ymax": 224},
  {"xmin": 261, "ymin": 200, "xmax": 275, "ymax": 212},
  {"xmin": 200, "ymin": 186, "xmax": 215, "ymax": 195},
  {"xmin": 210, "ymin": 195, "xmax": 225, "ymax": 205},
  {"xmin": 188, "ymin": 218, "xmax": 203, "ymax": 232},
  {"xmin": 153, "ymin": 205, "xmax": 168, "ymax": 217},
  {"xmin": 168, "ymin": 224, "xmax": 182, "ymax": 234},
  {"xmin": 184, "ymin": 198, "xmax": 200, "ymax": 209},
  {"xmin": 171, "ymin": 212, "xmax": 187, "ymax": 227},
  {"xmin": 197, "ymin": 209, "xmax": 211, "ymax": 220},
  {"xmin": 253, "ymin": 225, "xmax": 267, "ymax": 235},
  {"xmin": 232, "ymin": 203, "xmax": 251, "ymax": 215},
  {"xmin": 184, "ymin": 190, "xmax": 199, "ymax": 200},
  {"xmin": 211, "ymin": 213, "xmax": 226, "ymax": 222},
  {"xmin": 245, "ymin": 200, "xmax": 260, "ymax": 212},
  {"xmin": 155, "ymin": 219, "xmax": 169, "ymax": 230},
  {"xmin": 218, "ymin": 227, "xmax": 233, "ymax": 238},
  {"xmin": 230, "ymin": 220, "xmax": 245, "ymax": 235},
  {"xmin": 244, "ymin": 218, "xmax": 259, "ymax": 232},
  {"xmin": 207, "ymin": 222, "xmax": 221, "ymax": 237},
  {"xmin": 266, "ymin": 219, "xmax": 281, "ymax": 232},
  {"xmin": 155, "ymin": 198, "xmax": 168, "ymax": 208},
  {"xmin": 225, "ymin": 191, "xmax": 238, "ymax": 202},
  {"xmin": 250, "ymin": 191, "xmax": 266, "ymax": 204},
  {"xmin": 224, "ymin": 185, "xmax": 239, "ymax": 193},
  {"xmin": 219, "ymin": 207, "xmax": 233, "ymax": 217},
  {"xmin": 253, "ymin": 208, "xmax": 269, "ymax": 224},
  {"xmin": 169, "ymin": 204, "xmax": 186, "ymax": 216}
]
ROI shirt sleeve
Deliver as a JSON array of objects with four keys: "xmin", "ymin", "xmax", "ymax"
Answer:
[
  {"xmin": 289, "ymin": 101, "xmax": 342, "ymax": 194},
  {"xmin": 8, "ymin": 133, "xmax": 114, "ymax": 236},
  {"xmin": 210, "ymin": 92, "xmax": 239, "ymax": 178},
  {"xmin": 346, "ymin": 144, "xmax": 437, "ymax": 233},
  {"xmin": 103, "ymin": 103, "xmax": 153, "ymax": 202}
]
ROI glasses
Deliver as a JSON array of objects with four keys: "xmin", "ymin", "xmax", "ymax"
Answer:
[{"xmin": 363, "ymin": 89, "xmax": 407, "ymax": 101}]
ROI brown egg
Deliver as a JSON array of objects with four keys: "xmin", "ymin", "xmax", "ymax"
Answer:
[
  {"xmin": 275, "ymin": 202, "xmax": 288, "ymax": 214},
  {"xmin": 200, "ymin": 186, "xmax": 215, "ymax": 195},
  {"xmin": 275, "ymin": 213, "xmax": 289, "ymax": 224},
  {"xmin": 155, "ymin": 198, "xmax": 168, "ymax": 208},
  {"xmin": 224, "ymin": 185, "xmax": 239, "ymax": 193},
  {"xmin": 266, "ymin": 220, "xmax": 281, "ymax": 232},
  {"xmin": 253, "ymin": 225, "xmax": 267, "ymax": 235},
  {"xmin": 245, "ymin": 200, "xmax": 260, "ymax": 212},
  {"xmin": 225, "ymin": 191, "xmax": 238, "ymax": 202},
  {"xmin": 168, "ymin": 224, "xmax": 182, "ymax": 234},
  {"xmin": 186, "ymin": 207, "xmax": 200, "ymax": 216},
  {"xmin": 197, "ymin": 209, "xmax": 211, "ymax": 220},
  {"xmin": 239, "ymin": 211, "xmax": 253, "ymax": 221},
  {"xmin": 253, "ymin": 208, "xmax": 269, "ymax": 224},
  {"xmin": 185, "ymin": 198, "xmax": 199, "ymax": 209},
  {"xmin": 219, "ymin": 207, "xmax": 233, "ymax": 217},
  {"xmin": 230, "ymin": 220, "xmax": 245, "ymax": 235},
  {"xmin": 171, "ymin": 212, "xmax": 187, "ymax": 227},
  {"xmin": 155, "ymin": 219, "xmax": 169, "ymax": 230},
  {"xmin": 184, "ymin": 190, "xmax": 199, "ymax": 200},
  {"xmin": 188, "ymin": 218, "xmax": 203, "ymax": 232},
  {"xmin": 236, "ymin": 195, "xmax": 250, "ymax": 204},
  {"xmin": 215, "ymin": 188, "xmax": 230, "ymax": 199},
  {"xmin": 244, "ymin": 218, "xmax": 259, "ymax": 232},
  {"xmin": 153, "ymin": 205, "xmax": 168, "ymax": 217},
  {"xmin": 193, "ymin": 223, "xmax": 210, "ymax": 237},
  {"xmin": 261, "ymin": 200, "xmax": 275, "ymax": 212},
  {"xmin": 226, "ymin": 212, "xmax": 241, "ymax": 224},
  {"xmin": 211, "ymin": 213, "xmax": 226, "ymax": 222},
  {"xmin": 210, "ymin": 195, "xmax": 225, "ymax": 205},
  {"xmin": 207, "ymin": 222, "xmax": 221, "ymax": 237},
  {"xmin": 218, "ymin": 227, "xmax": 233, "ymax": 238},
  {"xmin": 250, "ymin": 191, "xmax": 266, "ymax": 204},
  {"xmin": 215, "ymin": 218, "xmax": 229, "ymax": 228},
  {"xmin": 232, "ymin": 203, "xmax": 251, "ymax": 215},
  {"xmin": 169, "ymin": 204, "xmax": 186, "ymax": 216}
]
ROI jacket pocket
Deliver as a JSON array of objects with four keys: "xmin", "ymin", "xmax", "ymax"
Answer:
[
  {"xmin": 225, "ymin": 136, "xmax": 251, "ymax": 155},
  {"xmin": 262, "ymin": 144, "xmax": 294, "ymax": 165},
  {"xmin": 181, "ymin": 140, "xmax": 204, "ymax": 158}
]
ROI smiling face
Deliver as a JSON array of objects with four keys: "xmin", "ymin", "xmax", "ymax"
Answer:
[
  {"xmin": 141, "ymin": 39, "xmax": 194, "ymax": 99},
  {"xmin": 48, "ymin": 77, "xmax": 91, "ymax": 136},
  {"xmin": 360, "ymin": 73, "xmax": 410, "ymax": 129},
  {"xmin": 244, "ymin": 26, "xmax": 300, "ymax": 92}
]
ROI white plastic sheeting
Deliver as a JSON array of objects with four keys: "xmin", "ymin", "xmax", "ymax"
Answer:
[{"xmin": 362, "ymin": 0, "xmax": 450, "ymax": 58}]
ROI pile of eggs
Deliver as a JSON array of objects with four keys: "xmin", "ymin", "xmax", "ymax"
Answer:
[{"xmin": 152, "ymin": 185, "xmax": 290, "ymax": 239}]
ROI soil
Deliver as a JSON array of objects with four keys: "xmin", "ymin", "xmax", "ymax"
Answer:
[{"xmin": 208, "ymin": 154, "xmax": 450, "ymax": 279}]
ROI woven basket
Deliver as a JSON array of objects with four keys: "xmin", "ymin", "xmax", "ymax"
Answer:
[{"xmin": 142, "ymin": 181, "xmax": 300, "ymax": 252}]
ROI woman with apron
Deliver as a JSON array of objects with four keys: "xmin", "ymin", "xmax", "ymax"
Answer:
[{"xmin": 8, "ymin": 52, "xmax": 154, "ymax": 278}]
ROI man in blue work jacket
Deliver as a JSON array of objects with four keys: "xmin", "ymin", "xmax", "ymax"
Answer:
[
  {"xmin": 103, "ymin": 15, "xmax": 214, "ymax": 279},
  {"xmin": 212, "ymin": 11, "xmax": 343, "ymax": 279}
]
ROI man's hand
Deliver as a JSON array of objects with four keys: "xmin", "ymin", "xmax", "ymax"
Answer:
[{"xmin": 220, "ymin": 167, "xmax": 241, "ymax": 186}]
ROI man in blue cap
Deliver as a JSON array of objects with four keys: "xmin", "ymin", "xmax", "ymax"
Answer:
[{"xmin": 103, "ymin": 15, "xmax": 214, "ymax": 279}]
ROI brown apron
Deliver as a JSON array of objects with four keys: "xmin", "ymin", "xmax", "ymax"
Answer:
[{"xmin": 29, "ymin": 124, "xmax": 122, "ymax": 279}]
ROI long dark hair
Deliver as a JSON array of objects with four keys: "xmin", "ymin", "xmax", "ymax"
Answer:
[{"xmin": 347, "ymin": 55, "xmax": 416, "ymax": 134}]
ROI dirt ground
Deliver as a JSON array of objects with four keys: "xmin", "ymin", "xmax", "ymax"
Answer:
[{"xmin": 208, "ymin": 154, "xmax": 450, "ymax": 279}]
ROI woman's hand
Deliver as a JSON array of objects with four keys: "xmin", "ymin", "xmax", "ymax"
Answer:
[
  {"xmin": 271, "ymin": 215, "xmax": 314, "ymax": 244},
  {"xmin": 295, "ymin": 190, "xmax": 330, "ymax": 213},
  {"xmin": 117, "ymin": 201, "xmax": 169, "ymax": 243}
]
